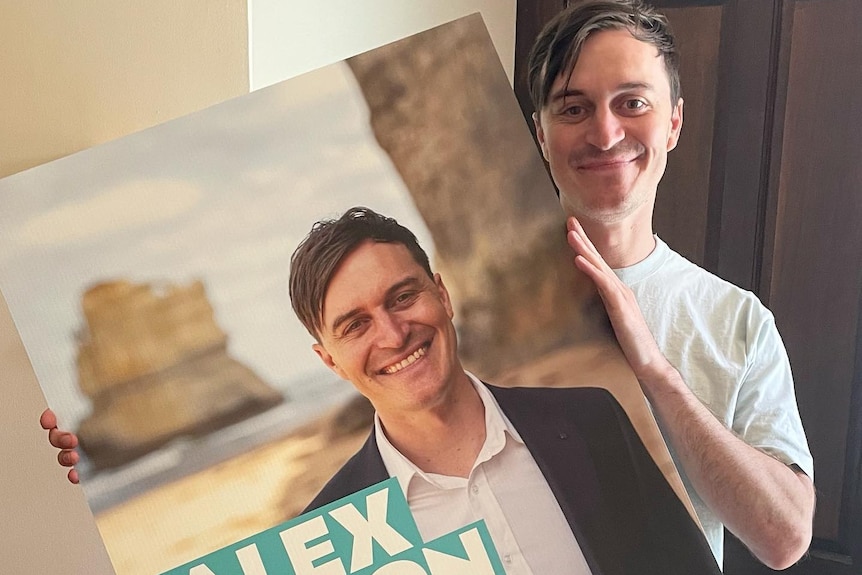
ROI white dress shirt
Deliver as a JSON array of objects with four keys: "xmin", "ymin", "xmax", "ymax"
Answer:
[{"xmin": 375, "ymin": 373, "xmax": 593, "ymax": 575}]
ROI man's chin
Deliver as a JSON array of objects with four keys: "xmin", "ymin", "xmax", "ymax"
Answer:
[{"xmin": 563, "ymin": 192, "xmax": 649, "ymax": 224}]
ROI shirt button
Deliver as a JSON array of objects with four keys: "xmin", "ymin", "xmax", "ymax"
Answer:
[
  {"xmin": 471, "ymin": 485, "xmax": 479, "ymax": 494},
  {"xmin": 504, "ymin": 554, "xmax": 512, "ymax": 564}
]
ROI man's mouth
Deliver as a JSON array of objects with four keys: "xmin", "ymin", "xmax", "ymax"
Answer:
[
  {"xmin": 578, "ymin": 157, "xmax": 635, "ymax": 170},
  {"xmin": 381, "ymin": 345, "xmax": 427, "ymax": 374},
  {"xmin": 573, "ymin": 142, "xmax": 644, "ymax": 171}
]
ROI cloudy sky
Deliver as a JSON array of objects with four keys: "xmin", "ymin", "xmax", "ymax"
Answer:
[{"xmin": 0, "ymin": 62, "xmax": 433, "ymax": 430}]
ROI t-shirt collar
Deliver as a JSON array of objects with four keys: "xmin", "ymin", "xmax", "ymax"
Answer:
[{"xmin": 612, "ymin": 234, "xmax": 670, "ymax": 286}]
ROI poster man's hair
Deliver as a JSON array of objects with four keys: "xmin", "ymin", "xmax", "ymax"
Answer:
[
  {"xmin": 289, "ymin": 207, "xmax": 433, "ymax": 340},
  {"xmin": 528, "ymin": 0, "xmax": 681, "ymax": 112}
]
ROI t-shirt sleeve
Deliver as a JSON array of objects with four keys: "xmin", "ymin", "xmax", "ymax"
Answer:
[{"xmin": 732, "ymin": 306, "xmax": 814, "ymax": 480}]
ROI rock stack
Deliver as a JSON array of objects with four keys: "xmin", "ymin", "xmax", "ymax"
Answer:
[{"xmin": 75, "ymin": 279, "xmax": 283, "ymax": 470}]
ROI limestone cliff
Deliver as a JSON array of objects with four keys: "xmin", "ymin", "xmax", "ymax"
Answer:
[
  {"xmin": 75, "ymin": 279, "xmax": 283, "ymax": 470},
  {"xmin": 346, "ymin": 14, "xmax": 613, "ymax": 377}
]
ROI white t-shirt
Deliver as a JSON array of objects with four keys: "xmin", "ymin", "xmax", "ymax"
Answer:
[{"xmin": 614, "ymin": 236, "xmax": 814, "ymax": 567}]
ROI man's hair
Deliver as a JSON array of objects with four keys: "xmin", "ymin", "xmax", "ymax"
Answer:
[
  {"xmin": 289, "ymin": 206, "xmax": 433, "ymax": 340},
  {"xmin": 528, "ymin": 0, "xmax": 680, "ymax": 113}
]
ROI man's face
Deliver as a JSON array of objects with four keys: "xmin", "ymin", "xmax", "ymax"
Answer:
[
  {"xmin": 534, "ymin": 29, "xmax": 683, "ymax": 225},
  {"xmin": 312, "ymin": 240, "xmax": 464, "ymax": 420}
]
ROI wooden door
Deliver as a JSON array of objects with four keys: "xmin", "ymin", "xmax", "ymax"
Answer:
[{"xmin": 514, "ymin": 1, "xmax": 862, "ymax": 572}]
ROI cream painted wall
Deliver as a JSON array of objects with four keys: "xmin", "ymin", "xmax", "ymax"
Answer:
[
  {"xmin": 1, "ymin": 1, "xmax": 516, "ymax": 573},
  {"xmin": 249, "ymin": 0, "xmax": 516, "ymax": 90},
  {"xmin": 0, "ymin": 0, "xmax": 249, "ymax": 179},
  {"xmin": 0, "ymin": 2, "xmax": 248, "ymax": 573}
]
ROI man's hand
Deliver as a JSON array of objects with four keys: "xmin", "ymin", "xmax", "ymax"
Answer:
[
  {"xmin": 566, "ymin": 216, "xmax": 672, "ymax": 384},
  {"xmin": 40, "ymin": 409, "xmax": 80, "ymax": 484},
  {"xmin": 566, "ymin": 215, "xmax": 814, "ymax": 569}
]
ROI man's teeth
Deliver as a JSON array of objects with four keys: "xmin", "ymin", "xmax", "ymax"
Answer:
[{"xmin": 384, "ymin": 347, "xmax": 426, "ymax": 374}]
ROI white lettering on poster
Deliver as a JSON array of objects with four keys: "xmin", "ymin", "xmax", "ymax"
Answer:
[
  {"xmin": 280, "ymin": 516, "xmax": 345, "ymax": 575},
  {"xmin": 236, "ymin": 544, "xmax": 268, "ymax": 575},
  {"xmin": 329, "ymin": 487, "xmax": 412, "ymax": 571}
]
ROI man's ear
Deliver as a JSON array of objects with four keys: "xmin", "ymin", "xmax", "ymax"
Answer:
[
  {"xmin": 667, "ymin": 97, "xmax": 684, "ymax": 151},
  {"xmin": 312, "ymin": 342, "xmax": 347, "ymax": 380},
  {"xmin": 434, "ymin": 273, "xmax": 455, "ymax": 320},
  {"xmin": 532, "ymin": 111, "xmax": 550, "ymax": 162}
]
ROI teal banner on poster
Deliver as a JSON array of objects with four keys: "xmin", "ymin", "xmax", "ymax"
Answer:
[{"xmin": 160, "ymin": 478, "xmax": 505, "ymax": 575}]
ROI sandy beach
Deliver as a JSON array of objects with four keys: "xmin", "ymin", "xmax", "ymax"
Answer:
[{"xmin": 94, "ymin": 395, "xmax": 371, "ymax": 575}]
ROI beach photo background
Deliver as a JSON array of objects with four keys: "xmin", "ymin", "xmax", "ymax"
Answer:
[
  {"xmin": 0, "ymin": 54, "xmax": 435, "ymax": 575},
  {"xmin": 0, "ymin": 16, "xmax": 560, "ymax": 575}
]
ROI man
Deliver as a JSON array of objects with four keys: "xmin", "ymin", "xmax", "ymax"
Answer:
[
  {"xmin": 289, "ymin": 206, "xmax": 720, "ymax": 573},
  {"xmin": 527, "ymin": 0, "xmax": 815, "ymax": 569}
]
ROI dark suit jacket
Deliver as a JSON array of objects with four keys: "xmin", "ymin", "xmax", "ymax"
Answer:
[{"xmin": 304, "ymin": 385, "xmax": 720, "ymax": 575}]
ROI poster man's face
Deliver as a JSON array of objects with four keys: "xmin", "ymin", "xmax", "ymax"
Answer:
[
  {"xmin": 312, "ymin": 240, "xmax": 464, "ymax": 419},
  {"xmin": 535, "ymin": 29, "xmax": 684, "ymax": 225}
]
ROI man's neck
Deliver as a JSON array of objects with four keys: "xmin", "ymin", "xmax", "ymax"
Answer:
[
  {"xmin": 577, "ymin": 215, "xmax": 657, "ymax": 269},
  {"xmin": 378, "ymin": 375, "xmax": 486, "ymax": 478}
]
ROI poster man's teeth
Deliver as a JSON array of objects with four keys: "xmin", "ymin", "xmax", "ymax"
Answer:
[{"xmin": 385, "ymin": 347, "xmax": 426, "ymax": 374}]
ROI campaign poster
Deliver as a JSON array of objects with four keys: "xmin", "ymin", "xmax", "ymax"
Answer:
[{"xmin": 0, "ymin": 15, "xmax": 688, "ymax": 575}]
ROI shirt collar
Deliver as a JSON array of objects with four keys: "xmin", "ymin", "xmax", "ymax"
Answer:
[
  {"xmin": 612, "ymin": 234, "xmax": 670, "ymax": 286},
  {"xmin": 374, "ymin": 371, "xmax": 523, "ymax": 496}
]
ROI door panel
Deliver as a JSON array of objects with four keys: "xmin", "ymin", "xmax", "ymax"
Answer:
[
  {"xmin": 654, "ymin": 5, "xmax": 723, "ymax": 267},
  {"xmin": 761, "ymin": 0, "xmax": 862, "ymax": 570}
]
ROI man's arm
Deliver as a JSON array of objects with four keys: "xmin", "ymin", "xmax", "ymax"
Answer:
[
  {"xmin": 39, "ymin": 409, "xmax": 80, "ymax": 484},
  {"xmin": 567, "ymin": 218, "xmax": 815, "ymax": 570}
]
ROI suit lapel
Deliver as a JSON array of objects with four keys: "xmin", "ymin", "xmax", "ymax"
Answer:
[{"xmin": 488, "ymin": 384, "xmax": 624, "ymax": 575}]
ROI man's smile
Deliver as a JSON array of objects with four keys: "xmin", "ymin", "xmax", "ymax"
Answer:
[
  {"xmin": 577, "ymin": 156, "xmax": 637, "ymax": 171},
  {"xmin": 380, "ymin": 344, "xmax": 428, "ymax": 375}
]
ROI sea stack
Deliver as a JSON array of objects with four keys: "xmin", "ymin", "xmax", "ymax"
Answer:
[{"xmin": 75, "ymin": 279, "xmax": 283, "ymax": 470}]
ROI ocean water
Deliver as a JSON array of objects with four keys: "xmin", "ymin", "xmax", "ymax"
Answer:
[{"xmin": 80, "ymin": 370, "xmax": 357, "ymax": 513}]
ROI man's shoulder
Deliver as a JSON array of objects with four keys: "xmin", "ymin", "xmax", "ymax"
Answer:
[
  {"xmin": 642, "ymin": 238, "xmax": 768, "ymax": 320},
  {"xmin": 485, "ymin": 382, "xmax": 616, "ymax": 402},
  {"xmin": 302, "ymin": 430, "xmax": 388, "ymax": 514},
  {"xmin": 655, "ymin": 240, "xmax": 755, "ymax": 296},
  {"xmin": 484, "ymin": 383, "xmax": 624, "ymax": 423}
]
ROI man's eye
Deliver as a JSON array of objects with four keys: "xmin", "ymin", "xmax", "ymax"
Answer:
[
  {"xmin": 344, "ymin": 319, "xmax": 364, "ymax": 334},
  {"xmin": 394, "ymin": 291, "xmax": 417, "ymax": 305},
  {"xmin": 623, "ymin": 99, "xmax": 647, "ymax": 111},
  {"xmin": 563, "ymin": 105, "xmax": 584, "ymax": 116}
]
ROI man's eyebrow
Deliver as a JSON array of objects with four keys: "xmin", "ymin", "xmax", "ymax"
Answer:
[
  {"xmin": 550, "ymin": 88, "xmax": 586, "ymax": 102},
  {"xmin": 617, "ymin": 81, "xmax": 655, "ymax": 92},
  {"xmin": 328, "ymin": 276, "xmax": 423, "ymax": 333},
  {"xmin": 389, "ymin": 276, "xmax": 422, "ymax": 291},
  {"xmin": 550, "ymin": 82, "xmax": 656, "ymax": 102}
]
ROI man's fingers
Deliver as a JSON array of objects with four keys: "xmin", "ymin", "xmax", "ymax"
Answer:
[
  {"xmin": 567, "ymin": 219, "xmax": 613, "ymax": 274},
  {"xmin": 567, "ymin": 216, "xmax": 594, "ymax": 247},
  {"xmin": 57, "ymin": 449, "xmax": 79, "ymax": 468},
  {"xmin": 42, "ymin": 408, "xmax": 79, "ymax": 448},
  {"xmin": 42, "ymin": 408, "xmax": 82, "ymax": 485},
  {"xmin": 39, "ymin": 408, "xmax": 57, "ymax": 430},
  {"xmin": 574, "ymin": 254, "xmax": 608, "ymax": 292},
  {"xmin": 48, "ymin": 427, "xmax": 78, "ymax": 450},
  {"xmin": 568, "ymin": 229, "xmax": 599, "ymax": 267}
]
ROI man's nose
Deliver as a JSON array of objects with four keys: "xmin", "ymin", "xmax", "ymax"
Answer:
[
  {"xmin": 374, "ymin": 312, "xmax": 409, "ymax": 349},
  {"xmin": 585, "ymin": 107, "xmax": 625, "ymax": 151}
]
